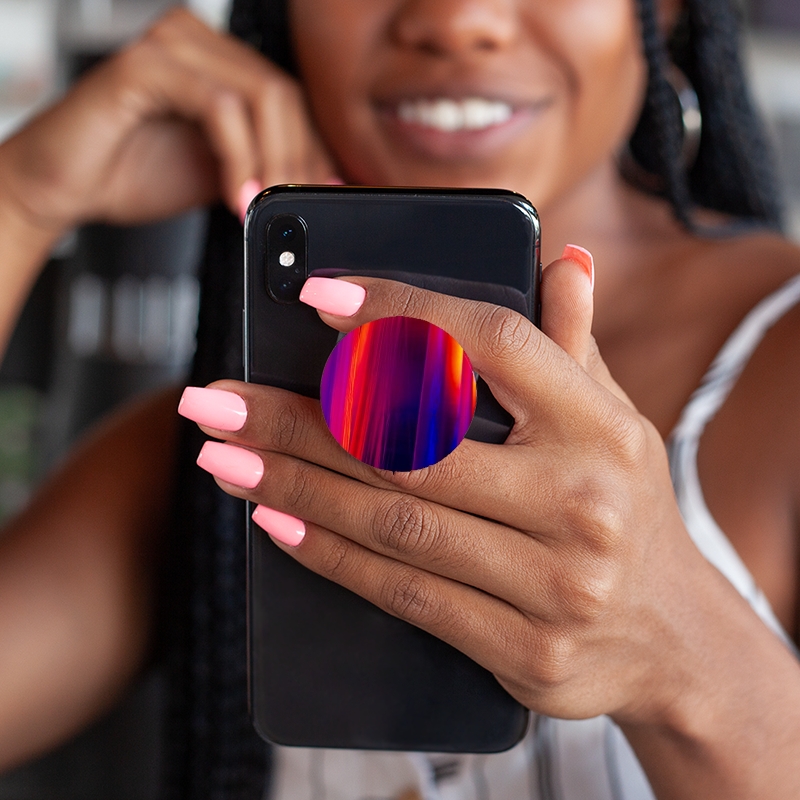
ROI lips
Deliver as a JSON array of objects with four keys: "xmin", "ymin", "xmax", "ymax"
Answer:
[{"xmin": 377, "ymin": 92, "xmax": 550, "ymax": 161}]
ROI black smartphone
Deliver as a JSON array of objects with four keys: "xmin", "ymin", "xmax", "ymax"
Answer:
[{"xmin": 244, "ymin": 185, "xmax": 540, "ymax": 753}]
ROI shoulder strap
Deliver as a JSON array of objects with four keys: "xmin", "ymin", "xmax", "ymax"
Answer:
[
  {"xmin": 667, "ymin": 273, "xmax": 800, "ymax": 648},
  {"xmin": 670, "ymin": 273, "xmax": 800, "ymax": 443}
]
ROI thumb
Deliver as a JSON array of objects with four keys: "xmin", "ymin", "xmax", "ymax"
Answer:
[
  {"xmin": 542, "ymin": 245, "xmax": 635, "ymax": 408},
  {"xmin": 541, "ymin": 244, "xmax": 595, "ymax": 366}
]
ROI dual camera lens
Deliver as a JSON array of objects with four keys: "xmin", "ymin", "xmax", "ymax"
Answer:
[{"xmin": 266, "ymin": 214, "xmax": 307, "ymax": 303}]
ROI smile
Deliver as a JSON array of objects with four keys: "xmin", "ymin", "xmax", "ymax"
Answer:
[
  {"xmin": 396, "ymin": 97, "xmax": 514, "ymax": 132},
  {"xmin": 379, "ymin": 93, "xmax": 548, "ymax": 162}
]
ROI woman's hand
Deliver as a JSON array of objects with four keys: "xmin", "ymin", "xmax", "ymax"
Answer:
[
  {"xmin": 0, "ymin": 7, "xmax": 336, "ymax": 236},
  {"xmin": 183, "ymin": 254, "xmax": 711, "ymax": 727},
  {"xmin": 183, "ymin": 256, "xmax": 800, "ymax": 795}
]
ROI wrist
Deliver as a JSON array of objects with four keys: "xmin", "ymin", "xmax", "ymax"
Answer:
[
  {"xmin": 613, "ymin": 556, "xmax": 800, "ymax": 797},
  {"xmin": 0, "ymin": 166, "xmax": 68, "ymax": 352},
  {"xmin": 0, "ymin": 177, "xmax": 67, "ymax": 262}
]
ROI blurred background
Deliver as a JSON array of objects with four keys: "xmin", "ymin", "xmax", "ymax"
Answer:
[{"xmin": 0, "ymin": 0, "xmax": 797, "ymax": 796}]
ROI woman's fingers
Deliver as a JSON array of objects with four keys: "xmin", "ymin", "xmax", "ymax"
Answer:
[
  {"xmin": 112, "ymin": 43, "xmax": 258, "ymax": 214},
  {"xmin": 268, "ymin": 521, "xmax": 537, "ymax": 692},
  {"xmin": 180, "ymin": 381, "xmax": 636, "ymax": 544},
  {"xmin": 540, "ymin": 248, "xmax": 635, "ymax": 407},
  {"xmin": 142, "ymin": 9, "xmax": 336, "ymax": 190},
  {"xmin": 201, "ymin": 443, "xmax": 564, "ymax": 616},
  {"xmin": 300, "ymin": 274, "xmax": 628, "ymax": 434},
  {"xmin": 0, "ymin": 7, "xmax": 336, "ymax": 231},
  {"xmin": 540, "ymin": 246, "xmax": 594, "ymax": 367}
]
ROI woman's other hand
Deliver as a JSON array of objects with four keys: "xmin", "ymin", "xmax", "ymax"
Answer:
[{"xmin": 0, "ymin": 7, "xmax": 337, "ymax": 236}]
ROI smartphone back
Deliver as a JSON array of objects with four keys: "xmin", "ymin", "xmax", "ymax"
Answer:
[{"xmin": 245, "ymin": 186, "xmax": 540, "ymax": 752}]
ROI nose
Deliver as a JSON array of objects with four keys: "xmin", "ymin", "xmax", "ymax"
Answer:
[{"xmin": 390, "ymin": 0, "xmax": 518, "ymax": 57}]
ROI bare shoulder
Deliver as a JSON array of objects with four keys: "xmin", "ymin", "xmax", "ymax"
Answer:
[
  {"xmin": 700, "ymin": 229, "xmax": 800, "ymax": 457},
  {"xmin": 716, "ymin": 231, "xmax": 800, "ymax": 378},
  {"xmin": 699, "ymin": 228, "xmax": 800, "ymax": 297},
  {"xmin": 695, "ymin": 230, "xmax": 800, "ymax": 635}
]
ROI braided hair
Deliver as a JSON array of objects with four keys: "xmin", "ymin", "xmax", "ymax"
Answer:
[
  {"xmin": 161, "ymin": 1, "xmax": 783, "ymax": 799},
  {"xmin": 632, "ymin": 0, "xmax": 783, "ymax": 229}
]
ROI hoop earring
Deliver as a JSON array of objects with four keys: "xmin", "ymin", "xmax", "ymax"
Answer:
[{"xmin": 619, "ymin": 64, "xmax": 702, "ymax": 193}]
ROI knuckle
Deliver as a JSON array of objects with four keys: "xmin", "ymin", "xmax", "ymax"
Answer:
[
  {"xmin": 143, "ymin": 9, "xmax": 184, "ymax": 45},
  {"xmin": 559, "ymin": 557, "xmax": 619, "ymax": 623},
  {"xmin": 282, "ymin": 460, "xmax": 316, "ymax": 514},
  {"xmin": 374, "ymin": 495, "xmax": 439, "ymax": 558},
  {"xmin": 393, "ymin": 281, "xmax": 428, "ymax": 320},
  {"xmin": 602, "ymin": 405, "xmax": 649, "ymax": 471},
  {"xmin": 383, "ymin": 570, "xmax": 442, "ymax": 626},
  {"xmin": 254, "ymin": 73, "xmax": 301, "ymax": 116},
  {"xmin": 531, "ymin": 630, "xmax": 575, "ymax": 688},
  {"xmin": 585, "ymin": 335, "xmax": 605, "ymax": 374},
  {"xmin": 210, "ymin": 88, "xmax": 239, "ymax": 114},
  {"xmin": 272, "ymin": 399, "xmax": 309, "ymax": 452},
  {"xmin": 479, "ymin": 305, "xmax": 538, "ymax": 363},
  {"xmin": 316, "ymin": 535, "xmax": 351, "ymax": 582},
  {"xmin": 106, "ymin": 46, "xmax": 159, "ymax": 115},
  {"xmin": 112, "ymin": 39, "xmax": 150, "ymax": 81},
  {"xmin": 561, "ymin": 478, "xmax": 628, "ymax": 553}
]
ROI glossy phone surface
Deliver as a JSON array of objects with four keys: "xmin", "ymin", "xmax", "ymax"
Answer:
[{"xmin": 244, "ymin": 186, "xmax": 540, "ymax": 752}]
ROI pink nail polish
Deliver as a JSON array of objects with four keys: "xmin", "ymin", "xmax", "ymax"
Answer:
[
  {"xmin": 196, "ymin": 441, "xmax": 263, "ymax": 488},
  {"xmin": 179, "ymin": 387, "xmax": 247, "ymax": 431},
  {"xmin": 238, "ymin": 179, "xmax": 262, "ymax": 223},
  {"xmin": 561, "ymin": 244, "xmax": 595, "ymax": 293},
  {"xmin": 252, "ymin": 505, "xmax": 306, "ymax": 547},
  {"xmin": 299, "ymin": 277, "xmax": 366, "ymax": 317}
]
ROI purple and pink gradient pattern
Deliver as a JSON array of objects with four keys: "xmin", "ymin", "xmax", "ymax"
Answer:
[{"xmin": 320, "ymin": 316, "xmax": 477, "ymax": 471}]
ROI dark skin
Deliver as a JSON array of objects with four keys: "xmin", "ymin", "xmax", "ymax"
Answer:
[{"xmin": 0, "ymin": 0, "xmax": 798, "ymax": 796}]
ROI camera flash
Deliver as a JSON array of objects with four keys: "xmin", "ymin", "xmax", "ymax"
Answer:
[{"xmin": 279, "ymin": 251, "xmax": 295, "ymax": 267}]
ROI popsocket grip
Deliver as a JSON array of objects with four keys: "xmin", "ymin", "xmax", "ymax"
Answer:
[{"xmin": 320, "ymin": 316, "xmax": 477, "ymax": 471}]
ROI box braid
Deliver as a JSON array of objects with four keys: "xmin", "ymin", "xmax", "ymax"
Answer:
[
  {"xmin": 632, "ymin": 0, "xmax": 783, "ymax": 229},
  {"xmin": 160, "ymin": 1, "xmax": 784, "ymax": 799}
]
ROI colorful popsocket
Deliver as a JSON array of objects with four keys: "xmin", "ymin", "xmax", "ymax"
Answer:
[{"xmin": 320, "ymin": 317, "xmax": 477, "ymax": 471}]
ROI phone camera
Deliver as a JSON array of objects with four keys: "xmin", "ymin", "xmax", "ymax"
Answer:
[{"xmin": 266, "ymin": 214, "xmax": 308, "ymax": 303}]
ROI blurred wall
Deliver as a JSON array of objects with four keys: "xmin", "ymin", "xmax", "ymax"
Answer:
[{"xmin": 0, "ymin": 2, "xmax": 226, "ymax": 799}]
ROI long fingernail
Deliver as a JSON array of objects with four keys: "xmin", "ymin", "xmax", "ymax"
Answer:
[
  {"xmin": 197, "ymin": 441, "xmax": 263, "ymax": 488},
  {"xmin": 252, "ymin": 505, "xmax": 306, "ymax": 547},
  {"xmin": 238, "ymin": 179, "xmax": 262, "ymax": 223},
  {"xmin": 179, "ymin": 387, "xmax": 247, "ymax": 431},
  {"xmin": 561, "ymin": 244, "xmax": 595, "ymax": 293},
  {"xmin": 299, "ymin": 277, "xmax": 365, "ymax": 317}
]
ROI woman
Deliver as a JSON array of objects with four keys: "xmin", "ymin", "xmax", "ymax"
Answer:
[{"xmin": 0, "ymin": 0, "xmax": 798, "ymax": 797}]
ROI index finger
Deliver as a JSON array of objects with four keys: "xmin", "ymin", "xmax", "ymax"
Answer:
[{"xmin": 299, "ymin": 275, "xmax": 598, "ymax": 428}]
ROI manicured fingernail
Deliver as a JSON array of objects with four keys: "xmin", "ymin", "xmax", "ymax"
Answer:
[
  {"xmin": 238, "ymin": 179, "xmax": 262, "ymax": 223},
  {"xmin": 299, "ymin": 277, "xmax": 365, "ymax": 317},
  {"xmin": 179, "ymin": 387, "xmax": 247, "ymax": 431},
  {"xmin": 325, "ymin": 176, "xmax": 345, "ymax": 185},
  {"xmin": 561, "ymin": 244, "xmax": 595, "ymax": 293},
  {"xmin": 196, "ymin": 441, "xmax": 263, "ymax": 488},
  {"xmin": 252, "ymin": 505, "xmax": 306, "ymax": 546}
]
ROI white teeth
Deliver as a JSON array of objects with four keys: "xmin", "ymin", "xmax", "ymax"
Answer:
[{"xmin": 397, "ymin": 98, "xmax": 513, "ymax": 132}]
